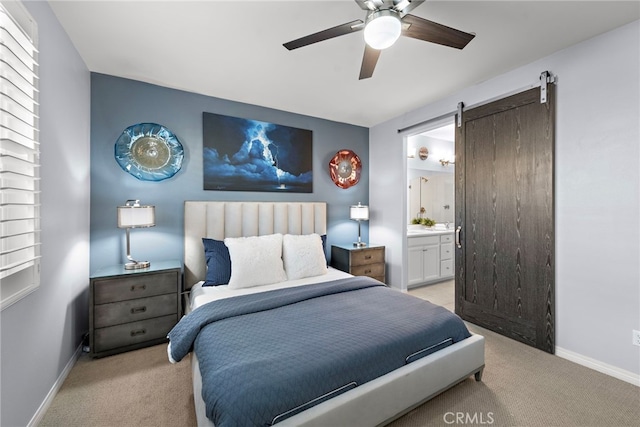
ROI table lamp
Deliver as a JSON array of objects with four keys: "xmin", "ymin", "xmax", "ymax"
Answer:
[
  {"xmin": 117, "ymin": 199, "xmax": 155, "ymax": 269},
  {"xmin": 350, "ymin": 202, "xmax": 369, "ymax": 247}
]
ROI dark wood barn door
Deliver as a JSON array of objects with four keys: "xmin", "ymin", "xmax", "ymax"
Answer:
[{"xmin": 454, "ymin": 85, "xmax": 555, "ymax": 353}]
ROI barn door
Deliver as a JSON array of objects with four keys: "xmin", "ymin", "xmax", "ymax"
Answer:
[{"xmin": 454, "ymin": 82, "xmax": 555, "ymax": 353}]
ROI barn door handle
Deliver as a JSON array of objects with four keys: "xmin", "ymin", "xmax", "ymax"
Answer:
[{"xmin": 455, "ymin": 226, "xmax": 462, "ymax": 248}]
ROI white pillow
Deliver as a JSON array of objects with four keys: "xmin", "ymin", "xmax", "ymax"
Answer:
[
  {"xmin": 224, "ymin": 233, "xmax": 287, "ymax": 289},
  {"xmin": 282, "ymin": 233, "xmax": 328, "ymax": 280}
]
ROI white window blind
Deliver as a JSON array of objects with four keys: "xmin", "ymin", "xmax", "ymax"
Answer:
[{"xmin": 0, "ymin": 1, "xmax": 40, "ymax": 310}]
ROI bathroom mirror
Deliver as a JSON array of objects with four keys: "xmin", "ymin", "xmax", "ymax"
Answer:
[
  {"xmin": 406, "ymin": 121, "xmax": 455, "ymax": 225},
  {"xmin": 408, "ymin": 171, "xmax": 454, "ymax": 224}
]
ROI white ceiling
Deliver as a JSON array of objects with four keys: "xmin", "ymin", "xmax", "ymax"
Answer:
[
  {"xmin": 422, "ymin": 122, "xmax": 455, "ymax": 142},
  {"xmin": 48, "ymin": 0, "xmax": 639, "ymax": 127}
]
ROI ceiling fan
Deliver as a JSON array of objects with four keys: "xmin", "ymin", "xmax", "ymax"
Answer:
[{"xmin": 283, "ymin": 0, "xmax": 475, "ymax": 80}]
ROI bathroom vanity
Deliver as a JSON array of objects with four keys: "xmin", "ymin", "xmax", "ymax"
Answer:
[{"xmin": 407, "ymin": 230, "xmax": 454, "ymax": 288}]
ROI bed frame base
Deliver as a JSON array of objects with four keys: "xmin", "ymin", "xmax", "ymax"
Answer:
[
  {"xmin": 192, "ymin": 334, "xmax": 484, "ymax": 427},
  {"xmin": 183, "ymin": 202, "xmax": 485, "ymax": 427}
]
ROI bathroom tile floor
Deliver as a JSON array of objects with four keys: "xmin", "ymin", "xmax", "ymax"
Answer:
[{"xmin": 408, "ymin": 279, "xmax": 454, "ymax": 312}]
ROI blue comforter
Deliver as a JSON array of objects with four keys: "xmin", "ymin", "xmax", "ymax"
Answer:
[{"xmin": 168, "ymin": 276, "xmax": 470, "ymax": 426}]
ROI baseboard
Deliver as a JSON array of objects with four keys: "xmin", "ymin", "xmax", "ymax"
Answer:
[
  {"xmin": 27, "ymin": 343, "xmax": 84, "ymax": 427},
  {"xmin": 555, "ymin": 346, "xmax": 640, "ymax": 387}
]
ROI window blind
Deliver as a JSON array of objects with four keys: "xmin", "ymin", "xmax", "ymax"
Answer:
[{"xmin": 0, "ymin": 2, "xmax": 40, "ymax": 308}]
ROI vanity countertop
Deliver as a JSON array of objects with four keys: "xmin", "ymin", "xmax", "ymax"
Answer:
[{"xmin": 407, "ymin": 229, "xmax": 454, "ymax": 237}]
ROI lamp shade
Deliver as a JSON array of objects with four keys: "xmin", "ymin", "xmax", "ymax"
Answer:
[
  {"xmin": 117, "ymin": 201, "xmax": 155, "ymax": 228},
  {"xmin": 364, "ymin": 10, "xmax": 402, "ymax": 50},
  {"xmin": 350, "ymin": 203, "xmax": 369, "ymax": 221}
]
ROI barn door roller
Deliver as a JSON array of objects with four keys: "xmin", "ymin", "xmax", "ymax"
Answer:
[{"xmin": 540, "ymin": 71, "xmax": 557, "ymax": 104}]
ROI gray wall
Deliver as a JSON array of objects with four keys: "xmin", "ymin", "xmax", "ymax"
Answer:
[
  {"xmin": 90, "ymin": 74, "xmax": 369, "ymax": 274},
  {"xmin": 0, "ymin": 1, "xmax": 91, "ymax": 426},
  {"xmin": 370, "ymin": 21, "xmax": 640, "ymax": 380}
]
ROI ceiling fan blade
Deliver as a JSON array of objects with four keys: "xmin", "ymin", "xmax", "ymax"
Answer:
[
  {"xmin": 402, "ymin": 14, "xmax": 475, "ymax": 49},
  {"xmin": 283, "ymin": 20, "xmax": 364, "ymax": 50},
  {"xmin": 359, "ymin": 44, "xmax": 381, "ymax": 80}
]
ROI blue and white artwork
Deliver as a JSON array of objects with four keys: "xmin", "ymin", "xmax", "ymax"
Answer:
[
  {"xmin": 203, "ymin": 112, "xmax": 313, "ymax": 192},
  {"xmin": 114, "ymin": 122, "xmax": 183, "ymax": 182}
]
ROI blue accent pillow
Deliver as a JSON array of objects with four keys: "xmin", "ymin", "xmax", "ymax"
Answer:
[
  {"xmin": 202, "ymin": 238, "xmax": 232, "ymax": 286},
  {"xmin": 321, "ymin": 234, "xmax": 328, "ymax": 265}
]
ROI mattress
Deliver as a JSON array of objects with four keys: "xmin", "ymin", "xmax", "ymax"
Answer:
[
  {"xmin": 170, "ymin": 274, "xmax": 472, "ymax": 426},
  {"xmin": 187, "ymin": 267, "xmax": 353, "ymax": 312},
  {"xmin": 182, "ymin": 268, "xmax": 353, "ymax": 426}
]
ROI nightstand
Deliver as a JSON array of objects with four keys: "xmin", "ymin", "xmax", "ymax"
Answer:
[
  {"xmin": 330, "ymin": 244, "xmax": 386, "ymax": 284},
  {"xmin": 89, "ymin": 260, "xmax": 182, "ymax": 358}
]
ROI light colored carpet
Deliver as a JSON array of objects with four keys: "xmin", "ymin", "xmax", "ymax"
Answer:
[
  {"xmin": 40, "ymin": 282, "xmax": 640, "ymax": 427},
  {"xmin": 39, "ymin": 345, "xmax": 196, "ymax": 427},
  {"xmin": 389, "ymin": 323, "xmax": 640, "ymax": 427}
]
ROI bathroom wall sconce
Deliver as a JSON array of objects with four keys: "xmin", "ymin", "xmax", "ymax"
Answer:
[{"xmin": 440, "ymin": 158, "xmax": 455, "ymax": 166}]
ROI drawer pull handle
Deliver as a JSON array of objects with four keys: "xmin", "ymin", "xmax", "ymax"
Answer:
[
  {"xmin": 131, "ymin": 306, "xmax": 147, "ymax": 314},
  {"xmin": 130, "ymin": 329, "xmax": 146, "ymax": 337},
  {"xmin": 364, "ymin": 255, "xmax": 372, "ymax": 260},
  {"xmin": 131, "ymin": 284, "xmax": 147, "ymax": 292},
  {"xmin": 364, "ymin": 269, "xmax": 372, "ymax": 274}
]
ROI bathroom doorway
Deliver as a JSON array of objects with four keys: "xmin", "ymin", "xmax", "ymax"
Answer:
[{"xmin": 405, "ymin": 119, "xmax": 455, "ymax": 309}]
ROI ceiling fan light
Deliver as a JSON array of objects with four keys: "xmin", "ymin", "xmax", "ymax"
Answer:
[{"xmin": 364, "ymin": 10, "xmax": 402, "ymax": 50}]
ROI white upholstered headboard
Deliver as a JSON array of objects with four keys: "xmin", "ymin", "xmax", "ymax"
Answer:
[{"xmin": 183, "ymin": 201, "xmax": 327, "ymax": 289}]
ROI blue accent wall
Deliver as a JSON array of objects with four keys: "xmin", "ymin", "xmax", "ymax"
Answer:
[{"xmin": 90, "ymin": 73, "xmax": 369, "ymax": 274}]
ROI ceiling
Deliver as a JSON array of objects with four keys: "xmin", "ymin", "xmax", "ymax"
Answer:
[
  {"xmin": 48, "ymin": 1, "xmax": 639, "ymax": 127},
  {"xmin": 422, "ymin": 122, "xmax": 454, "ymax": 142}
]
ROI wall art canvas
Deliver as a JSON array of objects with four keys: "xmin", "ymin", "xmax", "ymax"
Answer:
[{"xmin": 203, "ymin": 112, "xmax": 313, "ymax": 193}]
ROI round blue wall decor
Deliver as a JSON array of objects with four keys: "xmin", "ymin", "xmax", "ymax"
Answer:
[{"xmin": 115, "ymin": 122, "xmax": 183, "ymax": 181}]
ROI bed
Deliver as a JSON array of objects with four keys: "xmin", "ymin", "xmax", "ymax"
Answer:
[{"xmin": 171, "ymin": 201, "xmax": 484, "ymax": 427}]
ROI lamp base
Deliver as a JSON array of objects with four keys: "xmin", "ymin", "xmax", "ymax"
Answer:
[
  {"xmin": 124, "ymin": 260, "xmax": 150, "ymax": 270},
  {"xmin": 353, "ymin": 242, "xmax": 367, "ymax": 248}
]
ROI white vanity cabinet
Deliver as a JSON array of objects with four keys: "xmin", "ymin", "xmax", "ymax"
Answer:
[
  {"xmin": 440, "ymin": 234, "xmax": 454, "ymax": 279},
  {"xmin": 408, "ymin": 235, "xmax": 440, "ymax": 286},
  {"xmin": 408, "ymin": 232, "xmax": 455, "ymax": 288}
]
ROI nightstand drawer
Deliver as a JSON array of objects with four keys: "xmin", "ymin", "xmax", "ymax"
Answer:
[
  {"xmin": 94, "ymin": 272, "xmax": 178, "ymax": 305},
  {"xmin": 331, "ymin": 245, "xmax": 386, "ymax": 284},
  {"xmin": 93, "ymin": 314, "xmax": 176, "ymax": 353},
  {"xmin": 350, "ymin": 248, "xmax": 384, "ymax": 266},
  {"xmin": 90, "ymin": 260, "xmax": 182, "ymax": 358},
  {"xmin": 94, "ymin": 294, "xmax": 178, "ymax": 328},
  {"xmin": 351, "ymin": 262, "xmax": 385, "ymax": 278}
]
